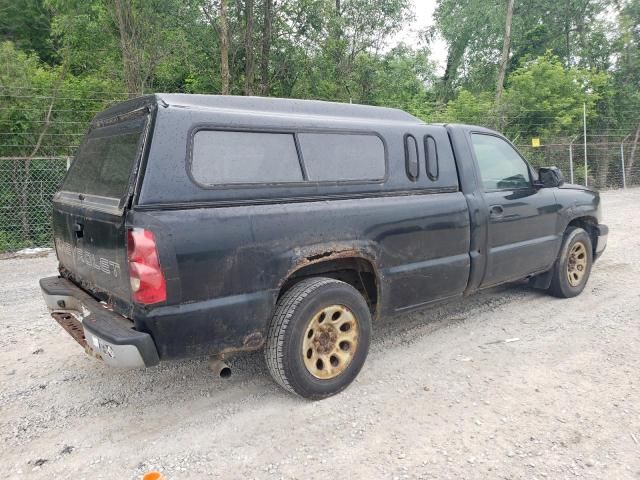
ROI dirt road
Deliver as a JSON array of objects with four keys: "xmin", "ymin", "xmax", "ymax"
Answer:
[{"xmin": 1, "ymin": 189, "xmax": 639, "ymax": 480}]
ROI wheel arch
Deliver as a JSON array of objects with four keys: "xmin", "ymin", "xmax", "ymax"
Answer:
[
  {"xmin": 567, "ymin": 216, "xmax": 599, "ymax": 256},
  {"xmin": 278, "ymin": 254, "xmax": 380, "ymax": 318}
]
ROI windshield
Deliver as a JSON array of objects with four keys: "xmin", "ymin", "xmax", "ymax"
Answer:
[{"xmin": 62, "ymin": 115, "xmax": 147, "ymax": 201}]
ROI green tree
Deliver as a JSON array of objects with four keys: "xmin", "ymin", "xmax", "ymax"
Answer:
[
  {"xmin": 0, "ymin": 41, "xmax": 124, "ymax": 249},
  {"xmin": 433, "ymin": 0, "xmax": 611, "ymax": 101},
  {"xmin": 438, "ymin": 89, "xmax": 495, "ymax": 126},
  {"xmin": 613, "ymin": 0, "xmax": 640, "ymax": 179},
  {"xmin": 502, "ymin": 53, "xmax": 607, "ymax": 140},
  {"xmin": 0, "ymin": 0, "xmax": 58, "ymax": 64}
]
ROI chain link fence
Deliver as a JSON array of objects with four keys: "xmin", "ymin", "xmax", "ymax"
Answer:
[
  {"xmin": 517, "ymin": 137, "xmax": 640, "ymax": 189},
  {"xmin": 0, "ymin": 157, "xmax": 69, "ymax": 251},
  {"xmin": 1, "ymin": 89, "xmax": 639, "ymax": 252}
]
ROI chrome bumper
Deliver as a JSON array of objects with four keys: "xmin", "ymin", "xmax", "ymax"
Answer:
[{"xmin": 40, "ymin": 276, "xmax": 159, "ymax": 368}]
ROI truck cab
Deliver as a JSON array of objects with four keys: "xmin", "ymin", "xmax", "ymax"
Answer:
[{"xmin": 40, "ymin": 94, "xmax": 608, "ymax": 399}]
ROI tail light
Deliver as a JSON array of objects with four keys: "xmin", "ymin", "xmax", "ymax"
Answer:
[{"xmin": 127, "ymin": 228, "xmax": 166, "ymax": 305}]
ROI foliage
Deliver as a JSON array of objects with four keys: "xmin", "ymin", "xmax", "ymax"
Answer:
[
  {"xmin": 437, "ymin": 89, "xmax": 495, "ymax": 126},
  {"xmin": 502, "ymin": 54, "xmax": 608, "ymax": 140},
  {"xmin": 0, "ymin": 41, "xmax": 125, "ymax": 250},
  {"xmin": 0, "ymin": 0, "xmax": 58, "ymax": 64}
]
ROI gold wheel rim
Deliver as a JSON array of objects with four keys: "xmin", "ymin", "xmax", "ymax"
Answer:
[
  {"xmin": 302, "ymin": 304, "xmax": 359, "ymax": 380},
  {"xmin": 567, "ymin": 241, "xmax": 588, "ymax": 287}
]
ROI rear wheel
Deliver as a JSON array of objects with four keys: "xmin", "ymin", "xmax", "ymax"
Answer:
[
  {"xmin": 547, "ymin": 227, "xmax": 593, "ymax": 298},
  {"xmin": 265, "ymin": 277, "xmax": 371, "ymax": 399}
]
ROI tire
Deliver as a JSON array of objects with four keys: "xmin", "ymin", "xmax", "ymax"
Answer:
[
  {"xmin": 547, "ymin": 227, "xmax": 593, "ymax": 298},
  {"xmin": 265, "ymin": 277, "xmax": 372, "ymax": 400}
]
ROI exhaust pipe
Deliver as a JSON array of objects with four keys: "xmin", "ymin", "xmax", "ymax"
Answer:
[{"xmin": 208, "ymin": 356, "xmax": 232, "ymax": 378}]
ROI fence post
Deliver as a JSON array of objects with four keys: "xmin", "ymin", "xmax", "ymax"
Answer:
[
  {"xmin": 583, "ymin": 102, "xmax": 588, "ymax": 187},
  {"xmin": 569, "ymin": 142, "xmax": 574, "ymax": 184},
  {"xmin": 620, "ymin": 133, "xmax": 632, "ymax": 190},
  {"xmin": 621, "ymin": 142, "xmax": 626, "ymax": 189}
]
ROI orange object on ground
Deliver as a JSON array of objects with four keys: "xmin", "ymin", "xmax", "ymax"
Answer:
[{"xmin": 142, "ymin": 472, "xmax": 165, "ymax": 480}]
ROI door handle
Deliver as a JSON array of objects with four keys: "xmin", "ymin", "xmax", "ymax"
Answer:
[
  {"xmin": 73, "ymin": 222, "xmax": 84, "ymax": 239},
  {"xmin": 489, "ymin": 205, "xmax": 504, "ymax": 218}
]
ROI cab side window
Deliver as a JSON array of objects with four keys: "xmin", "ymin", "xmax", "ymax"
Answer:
[{"xmin": 471, "ymin": 134, "xmax": 531, "ymax": 191}]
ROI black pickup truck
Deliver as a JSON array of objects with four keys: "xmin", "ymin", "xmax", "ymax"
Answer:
[{"xmin": 40, "ymin": 94, "xmax": 607, "ymax": 399}]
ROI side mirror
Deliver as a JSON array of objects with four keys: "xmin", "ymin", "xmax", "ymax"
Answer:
[{"xmin": 536, "ymin": 166, "xmax": 565, "ymax": 188}]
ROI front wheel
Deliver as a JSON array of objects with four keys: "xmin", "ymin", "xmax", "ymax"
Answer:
[
  {"xmin": 547, "ymin": 227, "xmax": 593, "ymax": 298},
  {"xmin": 265, "ymin": 277, "xmax": 371, "ymax": 400}
]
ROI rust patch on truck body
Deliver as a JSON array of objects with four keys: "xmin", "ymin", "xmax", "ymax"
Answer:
[{"xmin": 277, "ymin": 243, "xmax": 382, "ymax": 318}]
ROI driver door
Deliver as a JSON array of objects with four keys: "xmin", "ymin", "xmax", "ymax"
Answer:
[{"xmin": 471, "ymin": 133, "xmax": 560, "ymax": 287}]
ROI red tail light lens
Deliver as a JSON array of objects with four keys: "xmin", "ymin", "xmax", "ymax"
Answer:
[{"xmin": 127, "ymin": 228, "xmax": 166, "ymax": 305}]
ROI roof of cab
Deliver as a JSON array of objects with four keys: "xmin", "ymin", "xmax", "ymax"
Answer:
[{"xmin": 93, "ymin": 93, "xmax": 424, "ymax": 126}]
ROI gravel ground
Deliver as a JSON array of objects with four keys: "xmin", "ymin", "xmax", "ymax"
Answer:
[{"xmin": 1, "ymin": 189, "xmax": 639, "ymax": 480}]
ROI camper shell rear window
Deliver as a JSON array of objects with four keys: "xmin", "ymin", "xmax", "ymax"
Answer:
[{"xmin": 62, "ymin": 114, "xmax": 147, "ymax": 201}]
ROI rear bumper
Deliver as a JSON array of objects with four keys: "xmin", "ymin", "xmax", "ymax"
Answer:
[
  {"xmin": 39, "ymin": 276, "xmax": 159, "ymax": 368},
  {"xmin": 594, "ymin": 224, "xmax": 608, "ymax": 260}
]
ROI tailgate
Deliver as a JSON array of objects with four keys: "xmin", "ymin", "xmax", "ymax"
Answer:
[
  {"xmin": 53, "ymin": 205, "xmax": 131, "ymax": 306},
  {"xmin": 53, "ymin": 106, "xmax": 152, "ymax": 309}
]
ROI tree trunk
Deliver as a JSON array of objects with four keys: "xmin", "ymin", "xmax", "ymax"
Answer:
[
  {"xmin": 244, "ymin": 0, "xmax": 255, "ymax": 96},
  {"xmin": 110, "ymin": 0, "xmax": 141, "ymax": 97},
  {"xmin": 219, "ymin": 0, "xmax": 231, "ymax": 94},
  {"xmin": 259, "ymin": 0, "xmax": 272, "ymax": 96},
  {"xmin": 626, "ymin": 125, "xmax": 640, "ymax": 180},
  {"xmin": 437, "ymin": 41, "xmax": 466, "ymax": 103},
  {"xmin": 496, "ymin": 0, "xmax": 515, "ymax": 103},
  {"xmin": 564, "ymin": 0, "xmax": 571, "ymax": 66},
  {"xmin": 336, "ymin": 0, "xmax": 340, "ymax": 15},
  {"xmin": 202, "ymin": 0, "xmax": 231, "ymax": 94}
]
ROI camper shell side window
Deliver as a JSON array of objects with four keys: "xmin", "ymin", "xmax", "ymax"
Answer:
[{"xmin": 188, "ymin": 128, "xmax": 387, "ymax": 188}]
